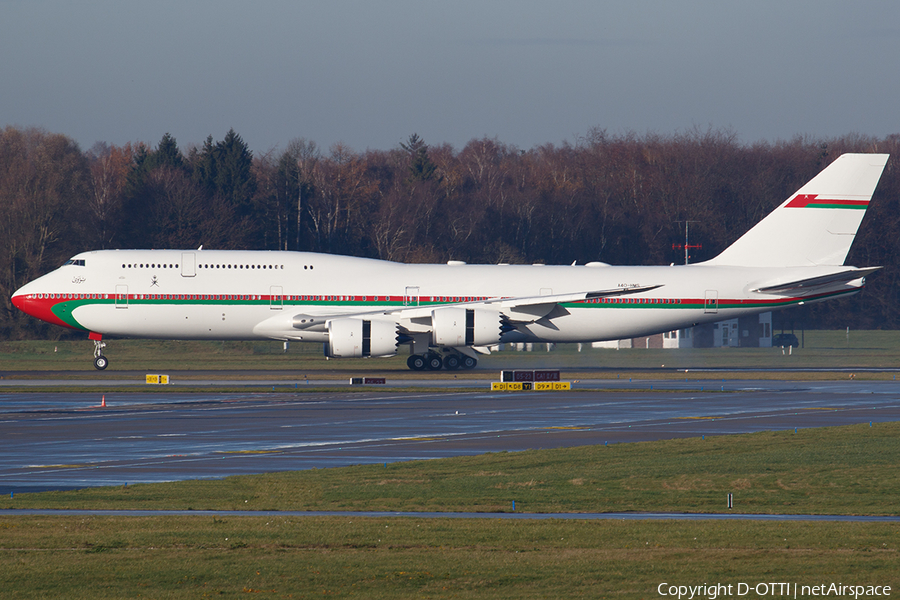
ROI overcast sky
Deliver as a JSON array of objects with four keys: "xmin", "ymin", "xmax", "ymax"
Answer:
[{"xmin": 2, "ymin": 1, "xmax": 899, "ymax": 155}]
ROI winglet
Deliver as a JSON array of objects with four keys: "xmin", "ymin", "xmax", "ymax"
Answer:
[{"xmin": 706, "ymin": 154, "xmax": 889, "ymax": 267}]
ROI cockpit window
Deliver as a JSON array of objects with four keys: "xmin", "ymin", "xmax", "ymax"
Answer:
[{"xmin": 63, "ymin": 259, "xmax": 86, "ymax": 266}]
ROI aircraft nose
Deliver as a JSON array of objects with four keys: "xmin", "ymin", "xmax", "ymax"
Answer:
[
  {"xmin": 11, "ymin": 287, "xmax": 34, "ymax": 315},
  {"xmin": 10, "ymin": 281, "xmax": 77, "ymax": 329},
  {"xmin": 11, "ymin": 280, "xmax": 45, "ymax": 319}
]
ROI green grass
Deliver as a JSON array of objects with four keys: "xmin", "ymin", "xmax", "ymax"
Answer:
[
  {"xmin": 0, "ymin": 517, "xmax": 896, "ymax": 599},
  {"xmin": 9, "ymin": 422, "xmax": 900, "ymax": 515},
  {"xmin": 0, "ymin": 339, "xmax": 335, "ymax": 373},
  {"xmin": 3, "ymin": 329, "xmax": 900, "ymax": 376}
]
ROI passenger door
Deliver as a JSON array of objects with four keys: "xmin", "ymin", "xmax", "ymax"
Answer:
[
  {"xmin": 115, "ymin": 285, "xmax": 128, "ymax": 309},
  {"xmin": 270, "ymin": 286, "xmax": 283, "ymax": 310}
]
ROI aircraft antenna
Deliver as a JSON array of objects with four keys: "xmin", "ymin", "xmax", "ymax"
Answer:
[{"xmin": 673, "ymin": 221, "xmax": 701, "ymax": 265}]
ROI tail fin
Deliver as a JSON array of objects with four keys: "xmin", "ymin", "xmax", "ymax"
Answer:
[{"xmin": 707, "ymin": 153, "xmax": 889, "ymax": 267}]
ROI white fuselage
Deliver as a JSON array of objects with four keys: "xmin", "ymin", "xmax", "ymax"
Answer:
[{"xmin": 12, "ymin": 249, "xmax": 860, "ymax": 345}]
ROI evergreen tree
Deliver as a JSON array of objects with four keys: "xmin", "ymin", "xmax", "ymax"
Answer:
[
  {"xmin": 190, "ymin": 135, "xmax": 218, "ymax": 196},
  {"xmin": 214, "ymin": 129, "xmax": 256, "ymax": 215},
  {"xmin": 401, "ymin": 133, "xmax": 438, "ymax": 183},
  {"xmin": 122, "ymin": 142, "xmax": 150, "ymax": 201},
  {"xmin": 148, "ymin": 132, "xmax": 184, "ymax": 170}
]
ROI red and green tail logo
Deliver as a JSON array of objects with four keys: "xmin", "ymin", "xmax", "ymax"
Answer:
[{"xmin": 786, "ymin": 194, "xmax": 869, "ymax": 209}]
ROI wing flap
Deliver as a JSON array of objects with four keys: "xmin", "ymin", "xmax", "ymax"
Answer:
[{"xmin": 489, "ymin": 284, "xmax": 663, "ymax": 311}]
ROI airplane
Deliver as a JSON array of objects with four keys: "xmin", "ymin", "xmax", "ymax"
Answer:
[{"xmin": 11, "ymin": 153, "xmax": 889, "ymax": 371}]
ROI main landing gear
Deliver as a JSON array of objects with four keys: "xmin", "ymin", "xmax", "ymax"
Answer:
[
  {"xmin": 92, "ymin": 338, "xmax": 108, "ymax": 370},
  {"xmin": 407, "ymin": 351, "xmax": 477, "ymax": 371}
]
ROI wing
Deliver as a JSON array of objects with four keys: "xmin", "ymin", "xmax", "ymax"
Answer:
[
  {"xmin": 255, "ymin": 285, "xmax": 664, "ymax": 345},
  {"xmin": 382, "ymin": 284, "xmax": 664, "ymax": 323}
]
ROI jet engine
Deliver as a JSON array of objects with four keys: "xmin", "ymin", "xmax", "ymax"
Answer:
[
  {"xmin": 431, "ymin": 307, "xmax": 503, "ymax": 346},
  {"xmin": 325, "ymin": 317, "xmax": 403, "ymax": 358}
]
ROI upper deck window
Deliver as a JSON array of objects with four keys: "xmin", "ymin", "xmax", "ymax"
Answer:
[{"xmin": 63, "ymin": 259, "xmax": 86, "ymax": 267}]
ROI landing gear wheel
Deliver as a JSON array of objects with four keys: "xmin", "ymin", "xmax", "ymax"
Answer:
[
  {"xmin": 407, "ymin": 354, "xmax": 426, "ymax": 371},
  {"xmin": 425, "ymin": 354, "xmax": 444, "ymax": 371},
  {"xmin": 91, "ymin": 338, "xmax": 107, "ymax": 370},
  {"xmin": 442, "ymin": 354, "xmax": 461, "ymax": 370},
  {"xmin": 460, "ymin": 355, "xmax": 477, "ymax": 370}
]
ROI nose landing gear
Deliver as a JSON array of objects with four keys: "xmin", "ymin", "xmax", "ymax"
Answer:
[{"xmin": 92, "ymin": 336, "xmax": 108, "ymax": 370}]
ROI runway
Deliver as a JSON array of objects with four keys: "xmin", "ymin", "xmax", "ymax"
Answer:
[{"xmin": 2, "ymin": 379, "xmax": 899, "ymax": 493}]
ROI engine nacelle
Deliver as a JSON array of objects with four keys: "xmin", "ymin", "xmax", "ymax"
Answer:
[
  {"xmin": 325, "ymin": 318, "xmax": 401, "ymax": 358},
  {"xmin": 431, "ymin": 307, "xmax": 502, "ymax": 346}
]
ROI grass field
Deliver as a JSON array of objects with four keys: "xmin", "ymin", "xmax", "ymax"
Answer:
[
  {"xmin": 2, "ymin": 329, "xmax": 900, "ymax": 375},
  {"xmin": 0, "ymin": 516, "xmax": 895, "ymax": 599},
  {"xmin": 2, "ymin": 423, "xmax": 899, "ymax": 598}
]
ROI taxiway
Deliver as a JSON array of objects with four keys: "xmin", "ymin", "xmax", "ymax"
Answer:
[{"xmin": 2, "ymin": 377, "xmax": 898, "ymax": 493}]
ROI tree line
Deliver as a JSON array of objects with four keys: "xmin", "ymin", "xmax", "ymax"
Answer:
[{"xmin": 2, "ymin": 125, "xmax": 898, "ymax": 339}]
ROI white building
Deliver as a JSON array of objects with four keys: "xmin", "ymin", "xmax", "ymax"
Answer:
[
  {"xmin": 662, "ymin": 328, "xmax": 692, "ymax": 349},
  {"xmin": 592, "ymin": 312, "xmax": 772, "ymax": 349}
]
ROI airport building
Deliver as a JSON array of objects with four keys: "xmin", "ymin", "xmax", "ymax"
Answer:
[{"xmin": 592, "ymin": 311, "xmax": 773, "ymax": 350}]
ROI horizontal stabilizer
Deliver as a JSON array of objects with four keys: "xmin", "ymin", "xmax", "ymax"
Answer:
[{"xmin": 752, "ymin": 267, "xmax": 881, "ymax": 296}]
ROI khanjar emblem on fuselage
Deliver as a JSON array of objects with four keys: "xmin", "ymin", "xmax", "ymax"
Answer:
[{"xmin": 150, "ymin": 276, "xmax": 159, "ymax": 287}]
